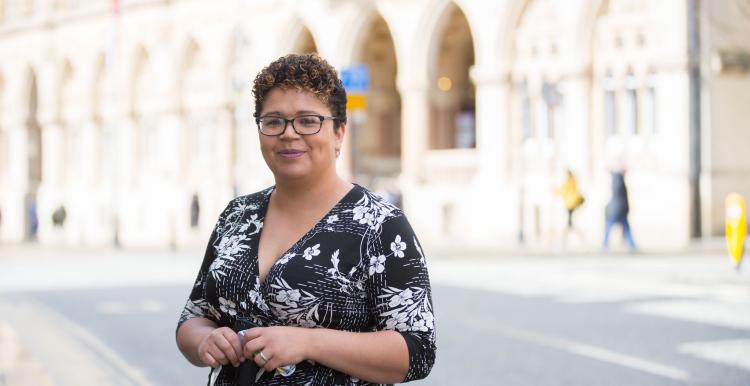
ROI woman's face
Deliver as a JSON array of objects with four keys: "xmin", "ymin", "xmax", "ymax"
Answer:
[{"xmin": 258, "ymin": 87, "xmax": 345, "ymax": 184}]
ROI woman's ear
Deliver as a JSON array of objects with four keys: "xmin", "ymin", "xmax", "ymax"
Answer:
[{"xmin": 334, "ymin": 121, "xmax": 347, "ymax": 148}]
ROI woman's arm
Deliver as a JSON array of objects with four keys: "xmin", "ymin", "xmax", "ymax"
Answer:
[
  {"xmin": 307, "ymin": 328, "xmax": 409, "ymax": 383},
  {"xmin": 177, "ymin": 317, "xmax": 244, "ymax": 368},
  {"xmin": 242, "ymin": 326, "xmax": 408, "ymax": 384}
]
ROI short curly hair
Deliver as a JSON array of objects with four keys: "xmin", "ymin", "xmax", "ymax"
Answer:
[{"xmin": 252, "ymin": 54, "xmax": 347, "ymax": 130}]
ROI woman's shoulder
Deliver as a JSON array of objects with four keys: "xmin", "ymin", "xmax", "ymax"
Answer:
[
  {"xmin": 351, "ymin": 184, "xmax": 404, "ymax": 215},
  {"xmin": 219, "ymin": 187, "xmax": 273, "ymax": 217}
]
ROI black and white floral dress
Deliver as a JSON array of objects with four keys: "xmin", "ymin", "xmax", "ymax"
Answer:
[{"xmin": 178, "ymin": 184, "xmax": 436, "ymax": 386}]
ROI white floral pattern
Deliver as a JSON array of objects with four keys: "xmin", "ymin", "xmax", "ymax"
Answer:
[
  {"xmin": 390, "ymin": 235, "xmax": 407, "ymax": 258},
  {"xmin": 368, "ymin": 255, "xmax": 386, "ymax": 276},
  {"xmin": 178, "ymin": 185, "xmax": 435, "ymax": 386},
  {"xmin": 303, "ymin": 244, "xmax": 321, "ymax": 260}
]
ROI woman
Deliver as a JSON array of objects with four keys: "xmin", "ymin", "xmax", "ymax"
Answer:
[{"xmin": 176, "ymin": 54, "xmax": 436, "ymax": 386}]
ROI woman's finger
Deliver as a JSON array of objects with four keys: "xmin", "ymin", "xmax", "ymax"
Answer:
[
  {"xmin": 215, "ymin": 334, "xmax": 240, "ymax": 367},
  {"xmin": 253, "ymin": 349, "xmax": 273, "ymax": 370},
  {"xmin": 244, "ymin": 335, "xmax": 266, "ymax": 359},
  {"xmin": 207, "ymin": 345, "xmax": 229, "ymax": 366},
  {"xmin": 201, "ymin": 351, "xmax": 218, "ymax": 368}
]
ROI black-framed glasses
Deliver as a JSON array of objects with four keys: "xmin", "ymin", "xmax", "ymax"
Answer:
[{"xmin": 256, "ymin": 115, "xmax": 339, "ymax": 136}]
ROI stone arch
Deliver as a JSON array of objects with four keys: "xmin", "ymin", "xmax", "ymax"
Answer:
[
  {"xmin": 574, "ymin": 0, "xmax": 609, "ymax": 69},
  {"xmin": 177, "ymin": 36, "xmax": 204, "ymax": 183},
  {"xmin": 426, "ymin": 2, "xmax": 476, "ymax": 149},
  {"xmin": 177, "ymin": 37, "xmax": 201, "ymax": 114},
  {"xmin": 510, "ymin": 0, "xmax": 566, "ymax": 143},
  {"xmin": 348, "ymin": 11, "xmax": 402, "ymax": 189},
  {"xmin": 57, "ymin": 59, "xmax": 74, "ymax": 185},
  {"xmin": 92, "ymin": 52, "xmax": 107, "ymax": 185},
  {"xmin": 290, "ymin": 24, "xmax": 318, "ymax": 54},
  {"xmin": 129, "ymin": 44, "xmax": 151, "ymax": 180},
  {"xmin": 495, "ymin": 0, "xmax": 533, "ymax": 71}
]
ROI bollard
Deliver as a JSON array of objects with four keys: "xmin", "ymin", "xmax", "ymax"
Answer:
[{"xmin": 725, "ymin": 193, "xmax": 747, "ymax": 269}]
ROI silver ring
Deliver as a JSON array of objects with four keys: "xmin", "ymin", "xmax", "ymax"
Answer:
[{"xmin": 258, "ymin": 351, "xmax": 269, "ymax": 363}]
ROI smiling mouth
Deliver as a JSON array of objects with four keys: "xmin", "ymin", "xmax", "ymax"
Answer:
[{"xmin": 278, "ymin": 150, "xmax": 305, "ymax": 159}]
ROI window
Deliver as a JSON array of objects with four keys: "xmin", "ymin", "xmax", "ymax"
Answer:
[
  {"xmin": 604, "ymin": 89, "xmax": 617, "ymax": 136},
  {"xmin": 521, "ymin": 85, "xmax": 533, "ymax": 140},
  {"xmin": 602, "ymin": 71, "xmax": 617, "ymax": 136},
  {"xmin": 644, "ymin": 75, "xmax": 657, "ymax": 135},
  {"xmin": 624, "ymin": 72, "xmax": 638, "ymax": 135}
]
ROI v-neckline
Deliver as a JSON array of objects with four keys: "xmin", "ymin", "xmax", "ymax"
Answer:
[{"xmin": 253, "ymin": 184, "xmax": 359, "ymax": 288}]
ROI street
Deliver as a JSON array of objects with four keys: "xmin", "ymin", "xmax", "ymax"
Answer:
[{"xmin": 0, "ymin": 247, "xmax": 748, "ymax": 386}]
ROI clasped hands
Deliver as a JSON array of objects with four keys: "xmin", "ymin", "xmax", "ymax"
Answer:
[{"xmin": 197, "ymin": 326, "xmax": 308, "ymax": 372}]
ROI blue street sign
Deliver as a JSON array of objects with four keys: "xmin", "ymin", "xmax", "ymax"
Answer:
[{"xmin": 341, "ymin": 64, "xmax": 369, "ymax": 94}]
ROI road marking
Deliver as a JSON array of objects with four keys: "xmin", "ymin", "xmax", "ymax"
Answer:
[
  {"xmin": 465, "ymin": 318, "xmax": 691, "ymax": 383},
  {"xmin": 680, "ymin": 339, "xmax": 750, "ymax": 371},
  {"xmin": 0, "ymin": 296, "xmax": 156, "ymax": 386},
  {"xmin": 627, "ymin": 300, "xmax": 750, "ymax": 331},
  {"xmin": 97, "ymin": 300, "xmax": 164, "ymax": 314}
]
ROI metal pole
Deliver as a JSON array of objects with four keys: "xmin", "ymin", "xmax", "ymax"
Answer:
[{"xmin": 687, "ymin": 0, "xmax": 702, "ymax": 239}]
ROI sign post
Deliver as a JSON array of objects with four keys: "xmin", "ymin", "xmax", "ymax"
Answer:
[{"xmin": 340, "ymin": 65, "xmax": 369, "ymax": 181}]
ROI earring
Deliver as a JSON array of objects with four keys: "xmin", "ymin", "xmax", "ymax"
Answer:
[{"xmin": 335, "ymin": 149, "xmax": 341, "ymax": 158}]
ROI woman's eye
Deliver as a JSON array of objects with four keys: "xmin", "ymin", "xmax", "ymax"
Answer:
[{"xmin": 298, "ymin": 117, "xmax": 319, "ymax": 126}]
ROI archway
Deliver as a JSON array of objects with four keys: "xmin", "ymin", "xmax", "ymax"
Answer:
[
  {"xmin": 429, "ymin": 3, "xmax": 475, "ymax": 150},
  {"xmin": 92, "ymin": 53, "xmax": 108, "ymax": 186},
  {"xmin": 352, "ymin": 13, "xmax": 401, "ymax": 192},
  {"xmin": 293, "ymin": 26, "xmax": 318, "ymax": 54},
  {"xmin": 130, "ymin": 45, "xmax": 153, "ymax": 181},
  {"xmin": 57, "ymin": 59, "xmax": 74, "ymax": 186}
]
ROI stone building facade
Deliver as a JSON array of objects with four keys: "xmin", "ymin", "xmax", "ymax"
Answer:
[{"xmin": 1, "ymin": 0, "xmax": 749, "ymax": 251}]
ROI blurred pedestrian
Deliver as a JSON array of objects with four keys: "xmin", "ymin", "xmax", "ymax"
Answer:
[
  {"xmin": 602, "ymin": 168, "xmax": 636, "ymax": 252},
  {"xmin": 28, "ymin": 199, "xmax": 38, "ymax": 241},
  {"xmin": 556, "ymin": 169, "xmax": 585, "ymax": 245},
  {"xmin": 176, "ymin": 54, "xmax": 435, "ymax": 385},
  {"xmin": 190, "ymin": 193, "xmax": 200, "ymax": 228},
  {"xmin": 52, "ymin": 205, "xmax": 67, "ymax": 228},
  {"xmin": 556, "ymin": 169, "xmax": 584, "ymax": 229}
]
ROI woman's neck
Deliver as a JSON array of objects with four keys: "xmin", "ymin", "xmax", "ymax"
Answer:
[{"xmin": 272, "ymin": 173, "xmax": 352, "ymax": 213}]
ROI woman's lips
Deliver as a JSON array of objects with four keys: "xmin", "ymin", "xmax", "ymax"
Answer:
[{"xmin": 278, "ymin": 150, "xmax": 305, "ymax": 159}]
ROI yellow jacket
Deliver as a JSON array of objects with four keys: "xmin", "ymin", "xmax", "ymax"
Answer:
[{"xmin": 557, "ymin": 175, "xmax": 584, "ymax": 210}]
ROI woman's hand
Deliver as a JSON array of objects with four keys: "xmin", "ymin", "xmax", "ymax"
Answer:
[
  {"xmin": 197, "ymin": 327, "xmax": 244, "ymax": 368},
  {"xmin": 242, "ymin": 326, "xmax": 310, "ymax": 372}
]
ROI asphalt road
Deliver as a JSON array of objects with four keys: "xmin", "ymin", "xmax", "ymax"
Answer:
[{"xmin": 0, "ymin": 250, "xmax": 749, "ymax": 386}]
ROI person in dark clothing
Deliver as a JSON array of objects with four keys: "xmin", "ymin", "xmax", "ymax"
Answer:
[
  {"xmin": 602, "ymin": 170, "xmax": 636, "ymax": 252},
  {"xmin": 190, "ymin": 194, "xmax": 200, "ymax": 228},
  {"xmin": 52, "ymin": 205, "xmax": 67, "ymax": 227}
]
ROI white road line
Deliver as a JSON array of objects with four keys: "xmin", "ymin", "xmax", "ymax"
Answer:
[
  {"xmin": 627, "ymin": 300, "xmax": 750, "ymax": 331},
  {"xmin": 97, "ymin": 299, "xmax": 164, "ymax": 314},
  {"xmin": 680, "ymin": 339, "xmax": 750, "ymax": 372},
  {"xmin": 465, "ymin": 318, "xmax": 692, "ymax": 383},
  {"xmin": 0, "ymin": 297, "xmax": 156, "ymax": 386}
]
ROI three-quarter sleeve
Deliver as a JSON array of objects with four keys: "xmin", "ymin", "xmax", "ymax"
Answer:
[
  {"xmin": 365, "ymin": 212, "xmax": 436, "ymax": 382},
  {"xmin": 176, "ymin": 212, "xmax": 223, "ymax": 332}
]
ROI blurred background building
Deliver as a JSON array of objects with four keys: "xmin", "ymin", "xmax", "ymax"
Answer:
[{"xmin": 0, "ymin": 0, "xmax": 748, "ymax": 251}]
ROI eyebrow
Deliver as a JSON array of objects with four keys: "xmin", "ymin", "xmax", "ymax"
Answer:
[{"xmin": 260, "ymin": 110, "xmax": 323, "ymax": 117}]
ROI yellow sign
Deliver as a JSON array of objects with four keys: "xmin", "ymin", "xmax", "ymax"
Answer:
[
  {"xmin": 347, "ymin": 94, "xmax": 366, "ymax": 110},
  {"xmin": 725, "ymin": 193, "xmax": 747, "ymax": 269}
]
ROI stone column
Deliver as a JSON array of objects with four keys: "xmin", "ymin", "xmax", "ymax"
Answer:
[
  {"xmin": 1, "ymin": 118, "xmax": 30, "ymax": 241},
  {"xmin": 397, "ymin": 82, "xmax": 430, "ymax": 182},
  {"xmin": 470, "ymin": 66, "xmax": 512, "ymax": 184}
]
